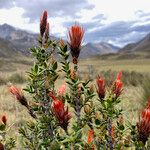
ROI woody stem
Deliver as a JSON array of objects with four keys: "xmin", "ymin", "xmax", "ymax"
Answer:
[{"xmin": 74, "ymin": 64, "xmax": 81, "ymax": 125}]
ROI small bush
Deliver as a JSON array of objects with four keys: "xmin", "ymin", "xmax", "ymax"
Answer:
[
  {"xmin": 140, "ymin": 76, "xmax": 150, "ymax": 108},
  {"xmin": 0, "ymin": 76, "xmax": 6, "ymax": 85},
  {"xmin": 8, "ymin": 73, "xmax": 26, "ymax": 84},
  {"xmin": 96, "ymin": 70, "xmax": 148, "ymax": 87}
]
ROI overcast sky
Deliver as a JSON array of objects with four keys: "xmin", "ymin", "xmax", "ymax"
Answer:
[{"xmin": 0, "ymin": 0, "xmax": 150, "ymax": 47}]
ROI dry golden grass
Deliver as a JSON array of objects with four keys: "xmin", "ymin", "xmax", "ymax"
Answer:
[
  {"xmin": 79, "ymin": 58, "xmax": 150, "ymax": 73},
  {"xmin": 0, "ymin": 56, "xmax": 149, "ymax": 149}
]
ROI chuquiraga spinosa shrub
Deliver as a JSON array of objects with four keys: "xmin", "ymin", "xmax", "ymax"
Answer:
[{"xmin": 9, "ymin": 10, "xmax": 150, "ymax": 150}]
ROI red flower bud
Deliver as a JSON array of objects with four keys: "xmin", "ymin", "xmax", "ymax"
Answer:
[
  {"xmin": 9, "ymin": 86, "xmax": 28, "ymax": 108},
  {"xmin": 87, "ymin": 129, "xmax": 95, "ymax": 149},
  {"xmin": 44, "ymin": 22, "xmax": 49, "ymax": 43},
  {"xmin": 0, "ymin": 143, "xmax": 4, "ymax": 150},
  {"xmin": 137, "ymin": 108, "xmax": 150, "ymax": 144},
  {"xmin": 112, "ymin": 71, "xmax": 123, "ymax": 99},
  {"xmin": 96, "ymin": 76, "xmax": 105, "ymax": 100},
  {"xmin": 49, "ymin": 92, "xmax": 71, "ymax": 131},
  {"xmin": 1, "ymin": 115, "xmax": 7, "ymax": 125},
  {"xmin": 68, "ymin": 23, "xmax": 84, "ymax": 64},
  {"xmin": 40, "ymin": 10, "xmax": 48, "ymax": 37}
]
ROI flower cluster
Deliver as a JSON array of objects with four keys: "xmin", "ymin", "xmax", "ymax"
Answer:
[
  {"xmin": 96, "ymin": 76, "xmax": 105, "ymax": 100},
  {"xmin": 1, "ymin": 115, "xmax": 7, "ymax": 125},
  {"xmin": 40, "ymin": 10, "xmax": 50, "ymax": 45},
  {"xmin": 111, "ymin": 71, "xmax": 123, "ymax": 99},
  {"xmin": 87, "ymin": 129, "xmax": 94, "ymax": 145},
  {"xmin": 0, "ymin": 143, "xmax": 4, "ymax": 150},
  {"xmin": 96, "ymin": 71, "xmax": 123, "ymax": 100},
  {"xmin": 68, "ymin": 23, "xmax": 84, "ymax": 64},
  {"xmin": 9, "ymin": 85, "xmax": 28, "ymax": 108},
  {"xmin": 0, "ymin": 115, "xmax": 7, "ymax": 129},
  {"xmin": 9, "ymin": 85, "xmax": 36, "ymax": 118},
  {"xmin": 40, "ymin": 11, "xmax": 48, "ymax": 37},
  {"xmin": 137, "ymin": 100, "xmax": 150, "ymax": 144},
  {"xmin": 49, "ymin": 92, "xmax": 71, "ymax": 131}
]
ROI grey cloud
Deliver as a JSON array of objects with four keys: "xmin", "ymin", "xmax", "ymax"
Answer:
[
  {"xmin": 62, "ymin": 20, "xmax": 150, "ymax": 46},
  {"xmin": 113, "ymin": 32, "xmax": 146, "ymax": 46},
  {"xmin": 135, "ymin": 10, "xmax": 150, "ymax": 18},
  {"xmin": 0, "ymin": 0, "xmax": 14, "ymax": 8},
  {"xmin": 92, "ymin": 14, "xmax": 107, "ymax": 20},
  {"xmin": 135, "ymin": 10, "xmax": 150, "ymax": 23},
  {"xmin": 85, "ymin": 21, "xmax": 134, "ymax": 41},
  {"xmin": 63, "ymin": 20, "xmax": 103, "ymax": 31},
  {"xmin": 145, "ymin": 17, "xmax": 150, "ymax": 21},
  {"xmin": 85, "ymin": 21, "xmax": 150, "ymax": 46},
  {"xmin": 132, "ymin": 24, "xmax": 150, "ymax": 32},
  {"xmin": 0, "ymin": 0, "xmax": 94, "ymax": 22}
]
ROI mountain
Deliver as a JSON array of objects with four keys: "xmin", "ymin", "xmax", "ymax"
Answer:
[
  {"xmin": 0, "ymin": 24, "xmax": 38, "ymax": 54},
  {"xmin": 80, "ymin": 42, "xmax": 119, "ymax": 58},
  {"xmin": 0, "ymin": 23, "xmax": 119, "ymax": 58},
  {"xmin": 119, "ymin": 43, "xmax": 137, "ymax": 52},
  {"xmin": 132, "ymin": 33, "xmax": 150, "ymax": 52},
  {"xmin": 119, "ymin": 33, "xmax": 150, "ymax": 52},
  {"xmin": 95, "ymin": 33, "xmax": 150, "ymax": 60},
  {"xmin": 0, "ymin": 37, "xmax": 21, "ymax": 58}
]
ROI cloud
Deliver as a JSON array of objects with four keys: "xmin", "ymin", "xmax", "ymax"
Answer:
[
  {"xmin": 85, "ymin": 21, "xmax": 150, "ymax": 46},
  {"xmin": 133, "ymin": 24, "xmax": 150, "ymax": 32},
  {"xmin": 62, "ymin": 20, "xmax": 103, "ymax": 31},
  {"xmin": 85, "ymin": 21, "xmax": 134, "ymax": 41},
  {"xmin": 0, "ymin": 0, "xmax": 14, "ymax": 8},
  {"xmin": 0, "ymin": 0, "xmax": 150, "ymax": 46},
  {"xmin": 111, "ymin": 32, "xmax": 146, "ymax": 46},
  {"xmin": 0, "ymin": 0, "xmax": 94, "ymax": 22},
  {"xmin": 135, "ymin": 10, "xmax": 150, "ymax": 18},
  {"xmin": 92, "ymin": 14, "xmax": 106, "ymax": 20}
]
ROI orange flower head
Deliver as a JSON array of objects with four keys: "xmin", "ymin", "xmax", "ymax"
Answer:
[
  {"xmin": 112, "ymin": 71, "xmax": 123, "ymax": 99},
  {"xmin": 0, "ymin": 143, "xmax": 4, "ymax": 150},
  {"xmin": 40, "ymin": 10, "xmax": 48, "ymax": 37},
  {"xmin": 9, "ymin": 85, "xmax": 22, "ymax": 99},
  {"xmin": 49, "ymin": 92, "xmax": 71, "ymax": 131},
  {"xmin": 96, "ymin": 76, "xmax": 105, "ymax": 100},
  {"xmin": 87, "ymin": 129, "xmax": 95, "ymax": 149},
  {"xmin": 87, "ymin": 129, "xmax": 94, "ymax": 144},
  {"xmin": 9, "ymin": 86, "xmax": 28, "ymax": 108},
  {"xmin": 137, "ymin": 108, "xmax": 150, "ymax": 144},
  {"xmin": 68, "ymin": 23, "xmax": 84, "ymax": 64},
  {"xmin": 1, "ymin": 115, "xmax": 7, "ymax": 125},
  {"xmin": 117, "ymin": 71, "xmax": 122, "ymax": 80},
  {"xmin": 111, "ymin": 125, "xmax": 115, "ymax": 142}
]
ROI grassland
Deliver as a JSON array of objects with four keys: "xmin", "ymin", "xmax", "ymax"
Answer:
[
  {"xmin": 79, "ymin": 58, "xmax": 150, "ymax": 73},
  {"xmin": 0, "ymin": 56, "xmax": 149, "ymax": 149}
]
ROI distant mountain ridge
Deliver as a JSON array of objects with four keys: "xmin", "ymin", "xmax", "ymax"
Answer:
[
  {"xmin": 0, "ymin": 23, "xmax": 120, "ymax": 58},
  {"xmin": 119, "ymin": 33, "xmax": 150, "ymax": 52},
  {"xmin": 0, "ymin": 37, "xmax": 20, "ymax": 58},
  {"xmin": 0, "ymin": 24, "xmax": 38, "ymax": 54},
  {"xmin": 80, "ymin": 42, "xmax": 119, "ymax": 58}
]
